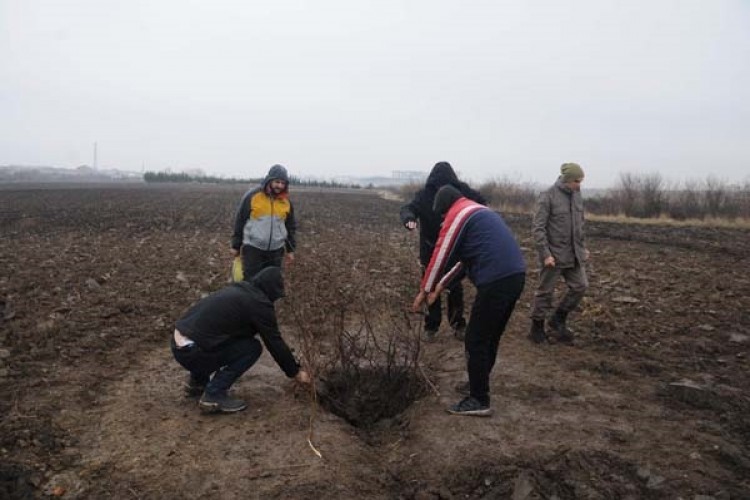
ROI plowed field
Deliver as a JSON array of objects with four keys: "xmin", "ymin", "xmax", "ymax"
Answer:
[{"xmin": 1, "ymin": 184, "xmax": 748, "ymax": 498}]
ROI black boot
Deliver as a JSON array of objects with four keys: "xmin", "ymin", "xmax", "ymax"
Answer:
[
  {"xmin": 528, "ymin": 319, "xmax": 547, "ymax": 343},
  {"xmin": 198, "ymin": 367, "xmax": 247, "ymax": 413},
  {"xmin": 549, "ymin": 309, "xmax": 574, "ymax": 343}
]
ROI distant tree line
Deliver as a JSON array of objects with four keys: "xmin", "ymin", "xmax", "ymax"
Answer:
[
  {"xmin": 398, "ymin": 173, "xmax": 750, "ymax": 221},
  {"xmin": 143, "ymin": 171, "xmax": 362, "ymax": 189},
  {"xmin": 143, "ymin": 171, "xmax": 259, "ymax": 184},
  {"xmin": 585, "ymin": 173, "xmax": 750, "ymax": 220}
]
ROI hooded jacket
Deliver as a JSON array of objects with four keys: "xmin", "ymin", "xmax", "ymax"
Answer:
[
  {"xmin": 399, "ymin": 162, "xmax": 486, "ymax": 265},
  {"xmin": 532, "ymin": 177, "xmax": 586, "ymax": 268},
  {"xmin": 175, "ymin": 267, "xmax": 299, "ymax": 378},
  {"xmin": 232, "ymin": 164, "xmax": 297, "ymax": 253}
]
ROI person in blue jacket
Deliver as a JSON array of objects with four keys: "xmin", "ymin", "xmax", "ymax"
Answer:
[{"xmin": 412, "ymin": 185, "xmax": 526, "ymax": 417}]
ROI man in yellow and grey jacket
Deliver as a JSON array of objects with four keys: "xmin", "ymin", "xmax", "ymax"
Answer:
[{"xmin": 231, "ymin": 164, "xmax": 297, "ymax": 280}]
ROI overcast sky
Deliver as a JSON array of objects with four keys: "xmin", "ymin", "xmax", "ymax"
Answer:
[{"xmin": 1, "ymin": 0, "xmax": 748, "ymax": 188}]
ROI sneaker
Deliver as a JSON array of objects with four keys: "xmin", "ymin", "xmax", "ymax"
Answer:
[
  {"xmin": 184, "ymin": 376, "xmax": 207, "ymax": 398},
  {"xmin": 198, "ymin": 392, "xmax": 247, "ymax": 413},
  {"xmin": 424, "ymin": 328, "xmax": 439, "ymax": 342},
  {"xmin": 452, "ymin": 324, "xmax": 466, "ymax": 341},
  {"xmin": 446, "ymin": 396, "xmax": 493, "ymax": 417},
  {"xmin": 454, "ymin": 381, "xmax": 470, "ymax": 396}
]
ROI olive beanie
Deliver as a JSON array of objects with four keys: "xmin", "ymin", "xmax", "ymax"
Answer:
[{"xmin": 560, "ymin": 163, "xmax": 584, "ymax": 182}]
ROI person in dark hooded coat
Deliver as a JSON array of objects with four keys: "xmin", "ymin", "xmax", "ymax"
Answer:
[
  {"xmin": 232, "ymin": 164, "xmax": 297, "ymax": 280},
  {"xmin": 399, "ymin": 162, "xmax": 486, "ymax": 341},
  {"xmin": 171, "ymin": 267, "xmax": 311, "ymax": 413}
]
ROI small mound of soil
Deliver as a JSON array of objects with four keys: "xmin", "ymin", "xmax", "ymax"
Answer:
[{"xmin": 318, "ymin": 366, "xmax": 426, "ymax": 429}]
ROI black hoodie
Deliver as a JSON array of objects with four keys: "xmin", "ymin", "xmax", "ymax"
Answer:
[
  {"xmin": 175, "ymin": 267, "xmax": 299, "ymax": 377},
  {"xmin": 399, "ymin": 162, "xmax": 486, "ymax": 265}
]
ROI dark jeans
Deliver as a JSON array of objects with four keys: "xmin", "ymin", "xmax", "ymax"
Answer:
[
  {"xmin": 171, "ymin": 336, "xmax": 263, "ymax": 395},
  {"xmin": 425, "ymin": 278, "xmax": 466, "ymax": 331},
  {"xmin": 241, "ymin": 245, "xmax": 285, "ymax": 281},
  {"xmin": 465, "ymin": 273, "xmax": 525, "ymax": 406}
]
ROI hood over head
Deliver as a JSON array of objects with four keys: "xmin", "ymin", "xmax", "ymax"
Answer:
[
  {"xmin": 425, "ymin": 161, "xmax": 460, "ymax": 191},
  {"xmin": 251, "ymin": 266, "xmax": 285, "ymax": 302},
  {"xmin": 263, "ymin": 164, "xmax": 290, "ymax": 190},
  {"xmin": 433, "ymin": 184, "xmax": 463, "ymax": 218}
]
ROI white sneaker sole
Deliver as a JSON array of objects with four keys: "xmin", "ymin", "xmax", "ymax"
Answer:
[
  {"xmin": 198, "ymin": 400, "xmax": 247, "ymax": 413},
  {"xmin": 446, "ymin": 407, "xmax": 494, "ymax": 417}
]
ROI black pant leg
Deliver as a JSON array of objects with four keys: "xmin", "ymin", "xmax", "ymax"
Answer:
[
  {"xmin": 465, "ymin": 274, "xmax": 525, "ymax": 405},
  {"xmin": 447, "ymin": 280, "xmax": 465, "ymax": 328},
  {"xmin": 241, "ymin": 246, "xmax": 285, "ymax": 280},
  {"xmin": 172, "ymin": 336, "xmax": 263, "ymax": 394},
  {"xmin": 206, "ymin": 336, "xmax": 263, "ymax": 394}
]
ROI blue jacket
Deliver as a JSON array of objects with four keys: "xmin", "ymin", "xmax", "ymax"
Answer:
[{"xmin": 422, "ymin": 197, "xmax": 526, "ymax": 291}]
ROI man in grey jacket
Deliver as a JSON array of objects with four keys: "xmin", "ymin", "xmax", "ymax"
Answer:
[{"xmin": 529, "ymin": 163, "xmax": 590, "ymax": 343}]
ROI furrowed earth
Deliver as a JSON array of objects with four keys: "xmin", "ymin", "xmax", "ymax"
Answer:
[{"xmin": 1, "ymin": 184, "xmax": 748, "ymax": 499}]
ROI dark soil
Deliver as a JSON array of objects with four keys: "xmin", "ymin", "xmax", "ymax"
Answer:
[{"xmin": 1, "ymin": 183, "xmax": 749, "ymax": 498}]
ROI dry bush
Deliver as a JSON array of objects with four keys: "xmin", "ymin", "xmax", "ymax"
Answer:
[
  {"xmin": 285, "ymin": 260, "xmax": 426, "ymax": 428},
  {"xmin": 739, "ymin": 180, "xmax": 750, "ymax": 218},
  {"xmin": 702, "ymin": 175, "xmax": 743, "ymax": 219},
  {"xmin": 667, "ymin": 179, "xmax": 704, "ymax": 220},
  {"xmin": 281, "ymin": 192, "xmax": 427, "ymax": 429},
  {"xmin": 665, "ymin": 177, "xmax": 747, "ymax": 221},
  {"xmin": 588, "ymin": 174, "xmax": 750, "ymax": 222},
  {"xmin": 479, "ymin": 176, "xmax": 538, "ymax": 213},
  {"xmin": 611, "ymin": 172, "xmax": 665, "ymax": 218}
]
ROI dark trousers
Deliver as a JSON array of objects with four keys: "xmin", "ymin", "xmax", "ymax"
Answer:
[
  {"xmin": 465, "ymin": 273, "xmax": 525, "ymax": 406},
  {"xmin": 530, "ymin": 262, "xmax": 588, "ymax": 320},
  {"xmin": 241, "ymin": 245, "xmax": 285, "ymax": 281},
  {"xmin": 171, "ymin": 336, "xmax": 263, "ymax": 395}
]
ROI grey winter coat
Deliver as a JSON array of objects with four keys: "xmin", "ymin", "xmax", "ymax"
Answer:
[{"xmin": 532, "ymin": 178, "xmax": 586, "ymax": 268}]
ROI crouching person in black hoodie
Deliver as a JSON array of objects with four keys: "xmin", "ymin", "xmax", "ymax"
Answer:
[{"xmin": 171, "ymin": 266, "xmax": 311, "ymax": 413}]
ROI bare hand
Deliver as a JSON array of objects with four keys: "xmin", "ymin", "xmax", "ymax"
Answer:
[
  {"xmin": 544, "ymin": 256, "xmax": 556, "ymax": 268},
  {"xmin": 412, "ymin": 290, "xmax": 426, "ymax": 312},
  {"xmin": 295, "ymin": 369, "xmax": 311, "ymax": 385},
  {"xmin": 427, "ymin": 283, "xmax": 444, "ymax": 305},
  {"xmin": 285, "ymin": 252, "xmax": 295, "ymax": 267},
  {"xmin": 584, "ymin": 248, "xmax": 590, "ymax": 261},
  {"xmin": 231, "ymin": 248, "xmax": 240, "ymax": 257},
  {"xmin": 405, "ymin": 220, "xmax": 417, "ymax": 230}
]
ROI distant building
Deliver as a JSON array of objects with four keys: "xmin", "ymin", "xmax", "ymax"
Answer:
[{"xmin": 392, "ymin": 170, "xmax": 426, "ymax": 182}]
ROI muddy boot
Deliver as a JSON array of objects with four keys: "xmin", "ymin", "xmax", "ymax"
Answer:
[
  {"xmin": 549, "ymin": 309, "xmax": 574, "ymax": 343},
  {"xmin": 528, "ymin": 319, "xmax": 547, "ymax": 344}
]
